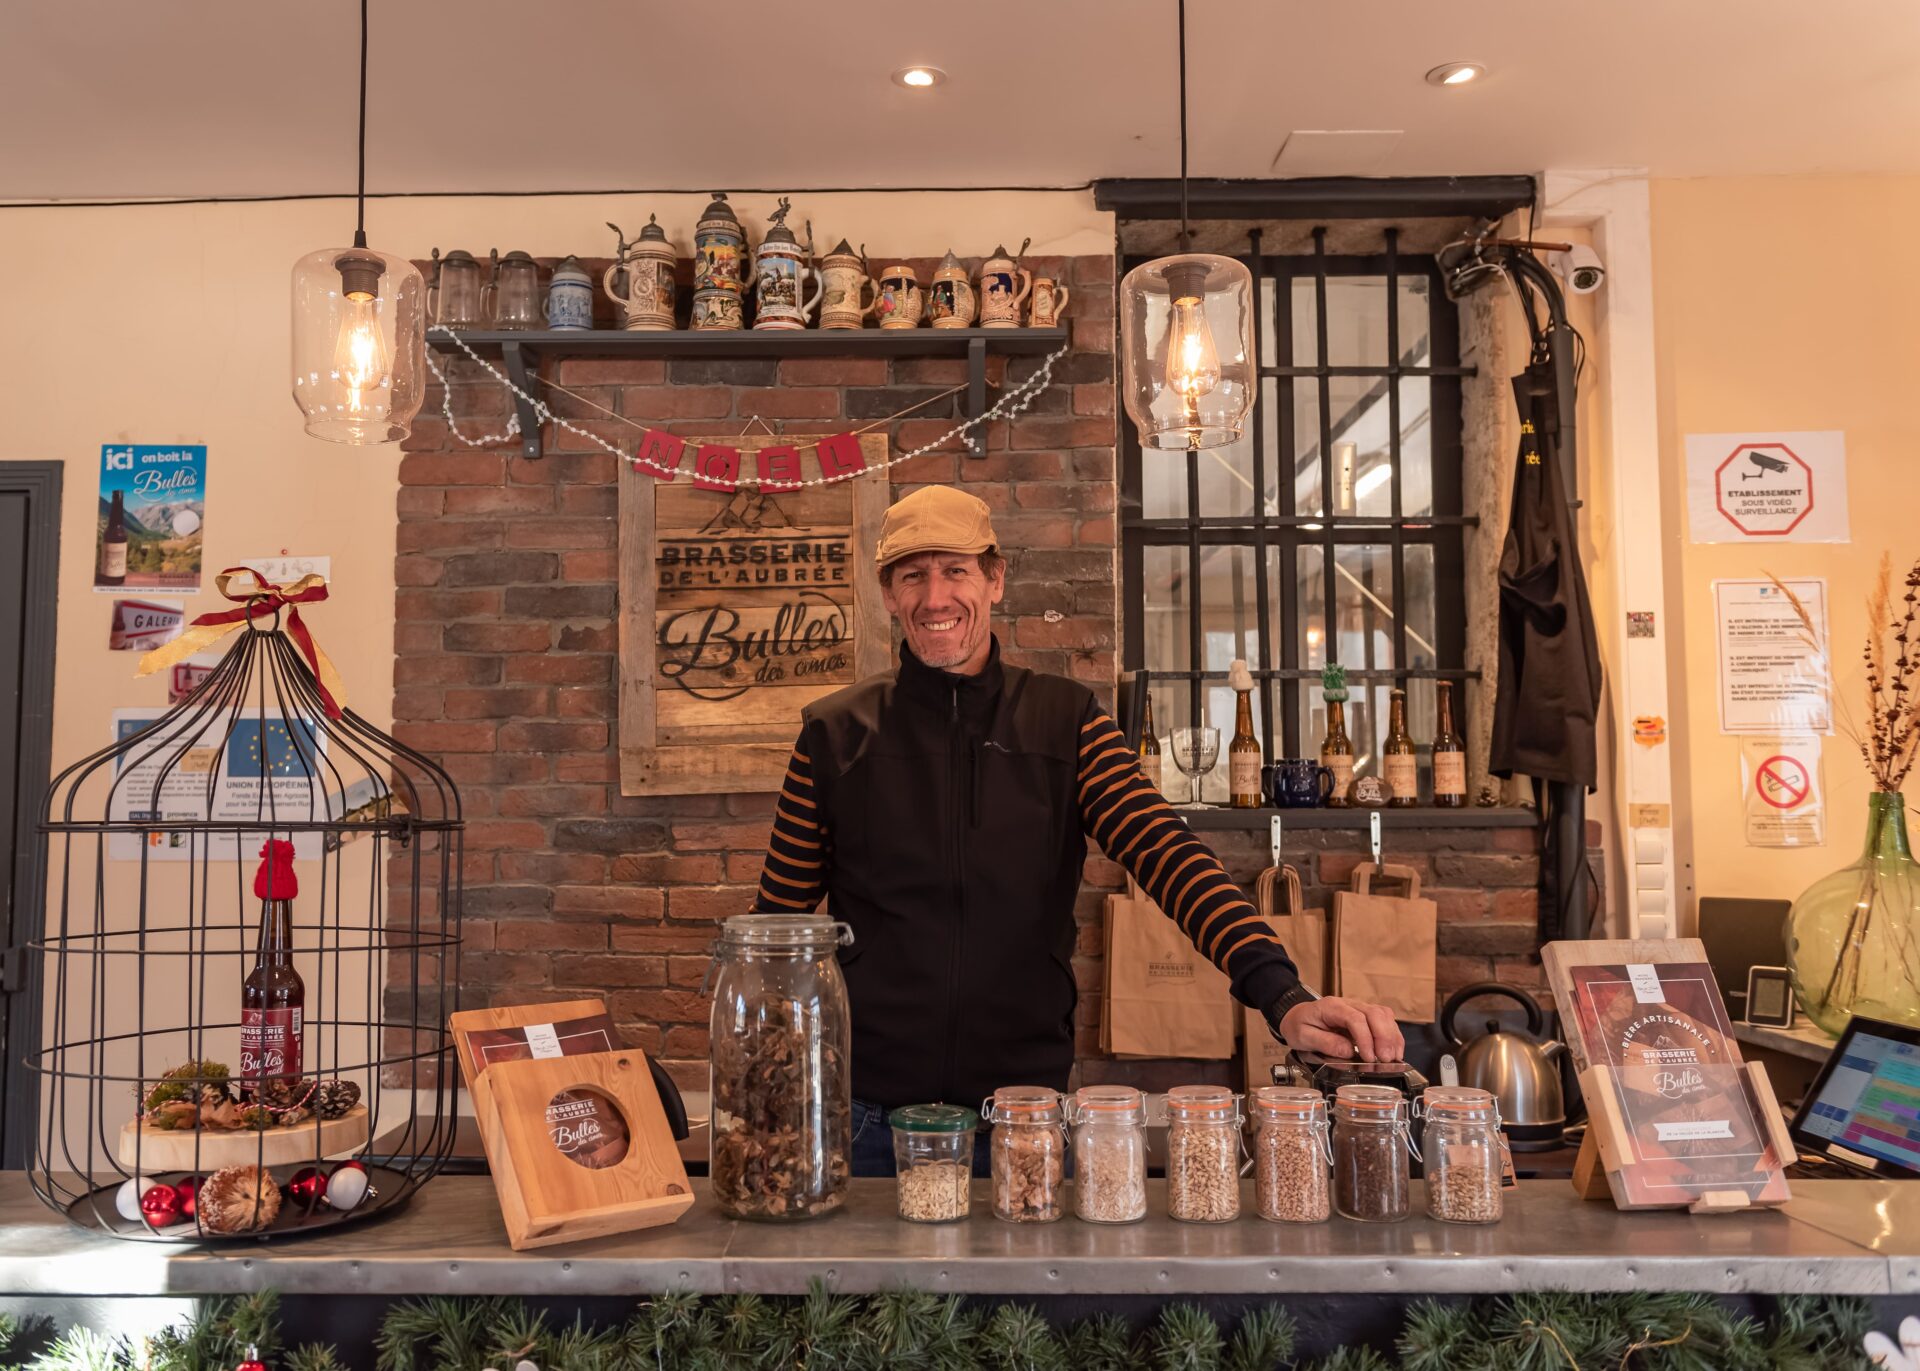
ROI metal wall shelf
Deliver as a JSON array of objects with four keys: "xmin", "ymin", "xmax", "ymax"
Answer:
[
  {"xmin": 426, "ymin": 327, "xmax": 1069, "ymax": 460},
  {"xmin": 1183, "ymin": 806, "xmax": 1538, "ymax": 831}
]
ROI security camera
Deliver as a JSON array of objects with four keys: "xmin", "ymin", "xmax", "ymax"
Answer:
[{"xmin": 1549, "ymin": 245, "xmax": 1605, "ymax": 295}]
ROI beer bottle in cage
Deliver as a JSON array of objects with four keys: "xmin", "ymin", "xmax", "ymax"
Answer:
[{"xmin": 241, "ymin": 838, "xmax": 305, "ymax": 1083}]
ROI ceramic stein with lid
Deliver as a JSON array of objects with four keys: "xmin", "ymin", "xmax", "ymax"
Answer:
[
  {"xmin": 1028, "ymin": 276, "xmax": 1071, "ymax": 328},
  {"xmin": 692, "ymin": 191, "xmax": 751, "ymax": 330},
  {"xmin": 428, "ymin": 248, "xmax": 486, "ymax": 329},
  {"xmin": 752, "ymin": 198, "xmax": 821, "ymax": 331},
  {"xmin": 605, "ymin": 216, "xmax": 678, "ymax": 331},
  {"xmin": 874, "ymin": 264, "xmax": 924, "ymax": 329},
  {"xmin": 929, "ymin": 250, "xmax": 976, "ymax": 329},
  {"xmin": 818, "ymin": 239, "xmax": 875, "ymax": 330},
  {"xmin": 976, "ymin": 244, "xmax": 1032, "ymax": 328},
  {"xmin": 545, "ymin": 255, "xmax": 594, "ymax": 331},
  {"xmin": 487, "ymin": 249, "xmax": 543, "ymax": 331}
]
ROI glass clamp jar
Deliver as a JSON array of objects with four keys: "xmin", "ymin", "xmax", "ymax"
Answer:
[
  {"xmin": 1165, "ymin": 1085, "xmax": 1244, "ymax": 1223},
  {"xmin": 1069, "ymin": 1085, "xmax": 1148, "ymax": 1223},
  {"xmin": 706, "ymin": 914, "xmax": 854, "ymax": 1221},
  {"xmin": 981, "ymin": 1087, "xmax": 1066, "ymax": 1222},
  {"xmin": 1332, "ymin": 1084, "xmax": 1417, "ymax": 1223},
  {"xmin": 1418, "ymin": 1086, "xmax": 1505, "ymax": 1224},
  {"xmin": 890, "ymin": 1104, "xmax": 977, "ymax": 1223},
  {"xmin": 1250, "ymin": 1086, "xmax": 1331, "ymax": 1223}
]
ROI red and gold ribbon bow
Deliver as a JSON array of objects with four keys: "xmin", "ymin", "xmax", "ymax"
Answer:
[{"xmin": 136, "ymin": 567, "xmax": 347, "ymax": 718}]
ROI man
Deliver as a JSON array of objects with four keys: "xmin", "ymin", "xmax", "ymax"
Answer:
[{"xmin": 754, "ymin": 485, "xmax": 1404, "ymax": 1175}]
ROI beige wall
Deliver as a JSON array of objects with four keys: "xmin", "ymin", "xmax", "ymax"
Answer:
[{"xmin": 1652, "ymin": 174, "xmax": 1920, "ymax": 913}]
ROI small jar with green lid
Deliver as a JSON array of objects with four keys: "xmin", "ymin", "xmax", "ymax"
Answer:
[{"xmin": 889, "ymin": 1104, "xmax": 978, "ymax": 1223}]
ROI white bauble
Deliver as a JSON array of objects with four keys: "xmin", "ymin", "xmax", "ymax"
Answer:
[{"xmin": 114, "ymin": 1176, "xmax": 160, "ymax": 1222}]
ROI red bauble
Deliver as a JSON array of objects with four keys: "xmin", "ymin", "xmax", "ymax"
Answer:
[
  {"xmin": 139, "ymin": 1182, "xmax": 181, "ymax": 1228},
  {"xmin": 285, "ymin": 1166, "xmax": 327, "ymax": 1207},
  {"xmin": 236, "ymin": 1342, "xmax": 267, "ymax": 1371},
  {"xmin": 175, "ymin": 1175, "xmax": 201, "ymax": 1218}
]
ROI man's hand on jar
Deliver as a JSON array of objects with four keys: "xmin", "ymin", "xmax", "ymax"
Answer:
[{"xmin": 1277, "ymin": 997, "xmax": 1406, "ymax": 1063}]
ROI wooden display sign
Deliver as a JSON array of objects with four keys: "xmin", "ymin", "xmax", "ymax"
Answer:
[
  {"xmin": 450, "ymin": 999, "xmax": 694, "ymax": 1250},
  {"xmin": 618, "ymin": 433, "xmax": 891, "ymax": 795}
]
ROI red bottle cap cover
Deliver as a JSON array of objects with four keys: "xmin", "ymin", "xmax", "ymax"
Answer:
[{"xmin": 253, "ymin": 838, "xmax": 298, "ymax": 900}]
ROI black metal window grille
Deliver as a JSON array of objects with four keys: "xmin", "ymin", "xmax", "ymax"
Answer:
[{"xmin": 1121, "ymin": 227, "xmax": 1474, "ymax": 782}]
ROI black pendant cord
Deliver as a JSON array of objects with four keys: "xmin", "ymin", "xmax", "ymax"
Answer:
[
  {"xmin": 353, "ymin": 0, "xmax": 368, "ymax": 250},
  {"xmin": 1177, "ymin": 0, "xmax": 1190, "ymax": 253}
]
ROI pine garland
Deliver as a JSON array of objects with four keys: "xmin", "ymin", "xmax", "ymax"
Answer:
[{"xmin": 0, "ymin": 1286, "xmax": 1882, "ymax": 1370}]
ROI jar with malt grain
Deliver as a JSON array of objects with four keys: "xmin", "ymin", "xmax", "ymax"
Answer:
[
  {"xmin": 889, "ymin": 1104, "xmax": 977, "ymax": 1224},
  {"xmin": 1250, "ymin": 1086, "xmax": 1330, "ymax": 1224},
  {"xmin": 1165, "ymin": 1085, "xmax": 1243, "ymax": 1223},
  {"xmin": 1332, "ymin": 1084, "xmax": 1414, "ymax": 1223},
  {"xmin": 1069, "ymin": 1085, "xmax": 1147, "ymax": 1224},
  {"xmin": 983, "ymin": 1087, "xmax": 1066, "ymax": 1223},
  {"xmin": 1418, "ymin": 1086, "xmax": 1504, "ymax": 1225}
]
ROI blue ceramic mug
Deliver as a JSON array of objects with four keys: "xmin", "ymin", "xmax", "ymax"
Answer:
[{"xmin": 1273, "ymin": 757, "xmax": 1334, "ymax": 808}]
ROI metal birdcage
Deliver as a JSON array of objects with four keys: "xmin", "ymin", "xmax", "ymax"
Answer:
[{"xmin": 27, "ymin": 582, "xmax": 462, "ymax": 1241}]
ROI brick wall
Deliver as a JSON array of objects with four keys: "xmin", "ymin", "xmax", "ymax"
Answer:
[{"xmin": 393, "ymin": 249, "xmax": 1548, "ymax": 1097}]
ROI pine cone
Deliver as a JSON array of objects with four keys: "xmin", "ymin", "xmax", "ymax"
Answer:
[{"xmin": 312, "ymin": 1080, "xmax": 361, "ymax": 1121}]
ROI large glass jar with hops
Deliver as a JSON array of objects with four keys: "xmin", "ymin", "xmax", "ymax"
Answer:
[{"xmin": 707, "ymin": 915, "xmax": 853, "ymax": 1221}]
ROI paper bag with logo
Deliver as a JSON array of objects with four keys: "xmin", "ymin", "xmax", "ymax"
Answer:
[
  {"xmin": 1245, "ymin": 864, "xmax": 1317, "ymax": 1089},
  {"xmin": 1331, "ymin": 861, "xmax": 1438, "ymax": 1023},
  {"xmin": 1103, "ymin": 877, "xmax": 1235, "ymax": 1059}
]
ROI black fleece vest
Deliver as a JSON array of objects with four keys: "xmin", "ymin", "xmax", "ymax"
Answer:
[{"xmin": 801, "ymin": 640, "xmax": 1093, "ymax": 1111}]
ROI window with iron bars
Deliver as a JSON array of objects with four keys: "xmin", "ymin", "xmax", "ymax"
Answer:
[{"xmin": 1121, "ymin": 227, "xmax": 1474, "ymax": 801}]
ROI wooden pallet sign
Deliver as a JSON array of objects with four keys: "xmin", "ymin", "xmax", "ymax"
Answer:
[{"xmin": 618, "ymin": 432, "xmax": 890, "ymax": 795}]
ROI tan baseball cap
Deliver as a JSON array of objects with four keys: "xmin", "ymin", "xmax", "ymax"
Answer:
[{"xmin": 873, "ymin": 485, "xmax": 998, "ymax": 566}]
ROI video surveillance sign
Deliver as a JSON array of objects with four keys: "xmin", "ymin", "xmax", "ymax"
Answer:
[{"xmin": 1686, "ymin": 430, "xmax": 1849, "ymax": 543}]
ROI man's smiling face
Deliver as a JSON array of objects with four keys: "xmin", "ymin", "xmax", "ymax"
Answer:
[{"xmin": 880, "ymin": 551, "xmax": 1005, "ymax": 674}]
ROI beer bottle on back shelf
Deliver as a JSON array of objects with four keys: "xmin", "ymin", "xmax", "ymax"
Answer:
[
  {"xmin": 1228, "ymin": 659, "xmax": 1262, "ymax": 808},
  {"xmin": 241, "ymin": 839, "xmax": 305, "ymax": 1084},
  {"xmin": 1433, "ymin": 680, "xmax": 1466, "ymax": 808},
  {"xmin": 1139, "ymin": 688, "xmax": 1164, "ymax": 797},
  {"xmin": 1383, "ymin": 687, "xmax": 1419, "ymax": 807},
  {"xmin": 1320, "ymin": 664, "xmax": 1355, "ymax": 808},
  {"xmin": 99, "ymin": 490, "xmax": 128, "ymax": 586}
]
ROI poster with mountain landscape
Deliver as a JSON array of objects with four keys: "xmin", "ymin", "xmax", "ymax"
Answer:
[{"xmin": 94, "ymin": 443, "xmax": 206, "ymax": 593}]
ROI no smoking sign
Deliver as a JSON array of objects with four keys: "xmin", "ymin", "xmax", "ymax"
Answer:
[
  {"xmin": 1742, "ymin": 738, "xmax": 1825, "ymax": 847},
  {"xmin": 1754, "ymin": 754, "xmax": 1810, "ymax": 810}
]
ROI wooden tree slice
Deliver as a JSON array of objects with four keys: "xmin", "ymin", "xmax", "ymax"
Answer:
[{"xmin": 117, "ymin": 1105, "xmax": 369, "ymax": 1173}]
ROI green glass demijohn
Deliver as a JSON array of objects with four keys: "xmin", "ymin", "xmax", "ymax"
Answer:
[{"xmin": 1785, "ymin": 790, "xmax": 1920, "ymax": 1036}]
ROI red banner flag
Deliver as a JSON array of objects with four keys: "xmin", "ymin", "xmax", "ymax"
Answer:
[
  {"xmin": 691, "ymin": 444, "xmax": 741, "ymax": 492},
  {"xmin": 754, "ymin": 445, "xmax": 803, "ymax": 492},
  {"xmin": 816, "ymin": 432, "xmax": 868, "ymax": 480},
  {"xmin": 634, "ymin": 429, "xmax": 687, "ymax": 480}
]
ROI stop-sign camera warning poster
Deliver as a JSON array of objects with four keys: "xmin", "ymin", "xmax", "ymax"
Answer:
[{"xmin": 1687, "ymin": 430, "xmax": 1849, "ymax": 543}]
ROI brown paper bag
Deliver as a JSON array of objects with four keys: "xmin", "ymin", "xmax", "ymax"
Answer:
[
  {"xmin": 1103, "ymin": 878, "xmax": 1235, "ymax": 1058},
  {"xmin": 1331, "ymin": 861, "xmax": 1438, "ymax": 1023},
  {"xmin": 1256, "ymin": 863, "xmax": 1329, "ymax": 996}
]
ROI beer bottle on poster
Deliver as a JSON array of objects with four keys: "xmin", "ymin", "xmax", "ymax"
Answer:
[
  {"xmin": 1139, "ymin": 689, "xmax": 1164, "ymax": 796},
  {"xmin": 241, "ymin": 839, "xmax": 305, "ymax": 1083},
  {"xmin": 1320, "ymin": 664, "xmax": 1355, "ymax": 808},
  {"xmin": 1383, "ymin": 687, "xmax": 1419, "ymax": 807},
  {"xmin": 1228, "ymin": 659, "xmax": 1263, "ymax": 808},
  {"xmin": 99, "ymin": 490, "xmax": 128, "ymax": 586},
  {"xmin": 1432, "ymin": 680, "xmax": 1466, "ymax": 808}
]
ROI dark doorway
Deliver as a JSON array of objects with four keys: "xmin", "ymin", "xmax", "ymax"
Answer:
[{"xmin": 0, "ymin": 462, "xmax": 60, "ymax": 1169}]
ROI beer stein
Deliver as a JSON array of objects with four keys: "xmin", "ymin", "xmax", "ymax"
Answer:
[
  {"xmin": 691, "ymin": 288, "xmax": 747, "ymax": 331},
  {"xmin": 427, "ymin": 248, "xmax": 486, "ymax": 329},
  {"xmin": 818, "ymin": 238, "xmax": 876, "ymax": 330},
  {"xmin": 486, "ymin": 249, "xmax": 543, "ymax": 331},
  {"xmin": 752, "ymin": 198, "xmax": 822, "ymax": 331},
  {"xmin": 976, "ymin": 245, "xmax": 1032, "ymax": 328},
  {"xmin": 692, "ymin": 191, "xmax": 752, "ymax": 330},
  {"xmin": 929, "ymin": 250, "xmax": 975, "ymax": 329},
  {"xmin": 605, "ymin": 215, "xmax": 678, "ymax": 330},
  {"xmin": 874, "ymin": 264, "xmax": 924, "ymax": 329},
  {"xmin": 545, "ymin": 255, "xmax": 594, "ymax": 331},
  {"xmin": 1029, "ymin": 276, "xmax": 1071, "ymax": 328}
]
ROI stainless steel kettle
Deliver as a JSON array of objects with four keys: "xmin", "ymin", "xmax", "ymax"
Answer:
[{"xmin": 1439, "ymin": 981, "xmax": 1566, "ymax": 1150}]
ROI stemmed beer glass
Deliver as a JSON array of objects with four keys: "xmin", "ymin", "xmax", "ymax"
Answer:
[{"xmin": 1170, "ymin": 726, "xmax": 1221, "ymax": 809}]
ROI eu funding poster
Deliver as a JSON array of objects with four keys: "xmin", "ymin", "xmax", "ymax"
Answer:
[{"xmin": 94, "ymin": 444, "xmax": 206, "ymax": 594}]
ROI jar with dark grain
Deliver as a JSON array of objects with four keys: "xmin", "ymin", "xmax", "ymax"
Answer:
[{"xmin": 1332, "ymin": 1084, "xmax": 1414, "ymax": 1223}]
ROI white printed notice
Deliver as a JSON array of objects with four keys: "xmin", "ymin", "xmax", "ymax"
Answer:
[
  {"xmin": 1686, "ymin": 430, "xmax": 1849, "ymax": 543},
  {"xmin": 1714, "ymin": 579, "xmax": 1832, "ymax": 734},
  {"xmin": 108, "ymin": 707, "xmax": 327, "ymax": 861}
]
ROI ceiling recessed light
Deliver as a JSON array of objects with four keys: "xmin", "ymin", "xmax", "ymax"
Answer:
[
  {"xmin": 1425, "ymin": 61, "xmax": 1486, "ymax": 87},
  {"xmin": 892, "ymin": 66, "xmax": 947, "ymax": 89}
]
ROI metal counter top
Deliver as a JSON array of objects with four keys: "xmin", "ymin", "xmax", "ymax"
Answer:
[{"xmin": 0, "ymin": 1175, "xmax": 1907, "ymax": 1298}]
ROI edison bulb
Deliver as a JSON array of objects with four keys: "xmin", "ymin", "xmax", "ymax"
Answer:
[
  {"xmin": 1164, "ymin": 293, "xmax": 1221, "ymax": 401},
  {"xmin": 331, "ymin": 293, "xmax": 392, "ymax": 414}
]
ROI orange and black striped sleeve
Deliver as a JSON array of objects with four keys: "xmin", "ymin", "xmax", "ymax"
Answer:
[
  {"xmin": 753, "ymin": 736, "xmax": 830, "ymax": 912},
  {"xmin": 1077, "ymin": 703, "xmax": 1314, "ymax": 1022}
]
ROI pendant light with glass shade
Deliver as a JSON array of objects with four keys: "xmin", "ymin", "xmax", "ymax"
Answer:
[
  {"xmin": 1119, "ymin": 0, "xmax": 1256, "ymax": 452},
  {"xmin": 290, "ymin": 0, "xmax": 424, "ymax": 445}
]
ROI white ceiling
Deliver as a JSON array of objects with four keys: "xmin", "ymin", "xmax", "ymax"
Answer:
[{"xmin": 5, "ymin": 0, "xmax": 1919, "ymax": 201}]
